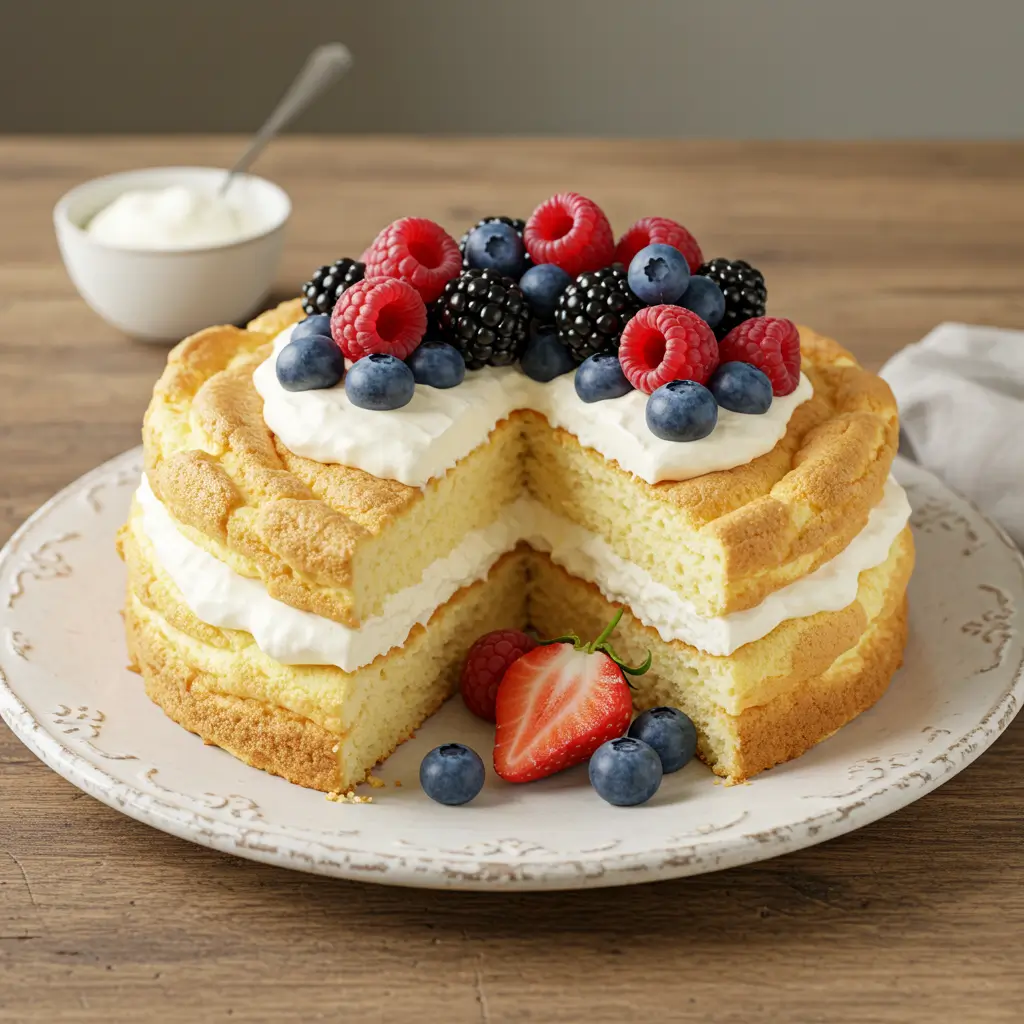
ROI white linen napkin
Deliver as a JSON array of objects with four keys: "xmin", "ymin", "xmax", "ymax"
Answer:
[{"xmin": 880, "ymin": 323, "xmax": 1024, "ymax": 548}]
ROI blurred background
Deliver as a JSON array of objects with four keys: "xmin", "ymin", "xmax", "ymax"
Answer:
[{"xmin": 3, "ymin": 0, "xmax": 1022, "ymax": 138}]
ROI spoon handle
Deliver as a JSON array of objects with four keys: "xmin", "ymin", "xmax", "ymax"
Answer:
[{"xmin": 221, "ymin": 42, "xmax": 352, "ymax": 193}]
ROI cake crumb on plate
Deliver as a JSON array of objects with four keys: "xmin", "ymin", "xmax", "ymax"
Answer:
[{"xmin": 326, "ymin": 790, "xmax": 374, "ymax": 805}]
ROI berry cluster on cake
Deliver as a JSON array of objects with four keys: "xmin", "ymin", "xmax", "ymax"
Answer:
[{"xmin": 119, "ymin": 192, "xmax": 913, "ymax": 801}]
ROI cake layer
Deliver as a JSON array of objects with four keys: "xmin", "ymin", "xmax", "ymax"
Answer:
[
  {"xmin": 124, "ymin": 530, "xmax": 529, "ymax": 793},
  {"xmin": 142, "ymin": 300, "xmax": 899, "ymax": 626},
  {"xmin": 134, "ymin": 469, "xmax": 911, "ymax": 668},
  {"xmin": 122, "ymin": 518, "xmax": 912, "ymax": 788},
  {"xmin": 529, "ymin": 529, "xmax": 913, "ymax": 717},
  {"xmin": 528, "ymin": 537, "xmax": 913, "ymax": 782}
]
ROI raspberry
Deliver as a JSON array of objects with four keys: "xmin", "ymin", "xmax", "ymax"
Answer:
[
  {"xmin": 460, "ymin": 629, "xmax": 537, "ymax": 722},
  {"xmin": 618, "ymin": 305, "xmax": 719, "ymax": 395},
  {"xmin": 718, "ymin": 316, "xmax": 801, "ymax": 396},
  {"xmin": 523, "ymin": 192, "xmax": 615, "ymax": 278},
  {"xmin": 615, "ymin": 217, "xmax": 704, "ymax": 273},
  {"xmin": 364, "ymin": 218, "xmax": 462, "ymax": 304},
  {"xmin": 330, "ymin": 278, "xmax": 427, "ymax": 362}
]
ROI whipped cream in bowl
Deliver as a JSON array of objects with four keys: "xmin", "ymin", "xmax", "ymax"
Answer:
[
  {"xmin": 87, "ymin": 184, "xmax": 262, "ymax": 251},
  {"xmin": 54, "ymin": 166, "xmax": 291, "ymax": 341}
]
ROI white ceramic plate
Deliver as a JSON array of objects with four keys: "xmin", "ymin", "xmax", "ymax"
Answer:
[{"xmin": 1, "ymin": 450, "xmax": 1021, "ymax": 890}]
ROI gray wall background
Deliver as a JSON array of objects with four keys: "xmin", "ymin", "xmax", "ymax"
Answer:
[{"xmin": 2, "ymin": 0, "xmax": 1023, "ymax": 137}]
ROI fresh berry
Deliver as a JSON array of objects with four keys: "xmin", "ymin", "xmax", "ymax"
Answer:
[
  {"xmin": 419, "ymin": 743, "xmax": 486, "ymax": 806},
  {"xmin": 275, "ymin": 336, "xmax": 345, "ymax": 392},
  {"xmin": 463, "ymin": 221, "xmax": 527, "ymax": 279},
  {"xmin": 493, "ymin": 609, "xmax": 650, "ymax": 784},
  {"xmin": 459, "ymin": 216, "xmax": 531, "ymax": 271},
  {"xmin": 434, "ymin": 268, "xmax": 530, "ymax": 369},
  {"xmin": 554, "ymin": 265, "xmax": 642, "ymax": 363},
  {"xmin": 708, "ymin": 361, "xmax": 773, "ymax": 414},
  {"xmin": 694, "ymin": 258, "xmax": 767, "ymax": 339},
  {"xmin": 627, "ymin": 243, "xmax": 691, "ymax": 305},
  {"xmin": 330, "ymin": 278, "xmax": 427, "ymax": 362},
  {"xmin": 615, "ymin": 217, "xmax": 703, "ymax": 274},
  {"xmin": 344, "ymin": 353, "xmax": 416, "ymax": 411},
  {"xmin": 461, "ymin": 629, "xmax": 538, "ymax": 722},
  {"xmin": 646, "ymin": 380, "xmax": 718, "ymax": 442},
  {"xmin": 406, "ymin": 340, "xmax": 466, "ymax": 389},
  {"xmin": 718, "ymin": 316, "xmax": 801, "ymax": 396},
  {"xmin": 291, "ymin": 314, "xmax": 333, "ymax": 342},
  {"xmin": 618, "ymin": 305, "xmax": 718, "ymax": 394},
  {"xmin": 574, "ymin": 353, "xmax": 633, "ymax": 403},
  {"xmin": 589, "ymin": 737, "xmax": 663, "ymax": 806},
  {"xmin": 301, "ymin": 258, "xmax": 365, "ymax": 316},
  {"xmin": 627, "ymin": 706, "xmax": 697, "ymax": 774},
  {"xmin": 364, "ymin": 218, "xmax": 462, "ymax": 303},
  {"xmin": 677, "ymin": 275, "xmax": 726, "ymax": 329},
  {"xmin": 524, "ymin": 192, "xmax": 614, "ymax": 277},
  {"xmin": 521, "ymin": 325, "xmax": 577, "ymax": 383},
  {"xmin": 519, "ymin": 263, "xmax": 573, "ymax": 321}
]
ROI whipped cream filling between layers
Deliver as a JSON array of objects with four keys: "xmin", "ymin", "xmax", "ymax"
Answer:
[
  {"xmin": 135, "ymin": 476, "xmax": 910, "ymax": 672},
  {"xmin": 252, "ymin": 326, "xmax": 815, "ymax": 487}
]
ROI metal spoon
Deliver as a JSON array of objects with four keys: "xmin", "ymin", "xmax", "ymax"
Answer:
[{"xmin": 219, "ymin": 42, "xmax": 352, "ymax": 194}]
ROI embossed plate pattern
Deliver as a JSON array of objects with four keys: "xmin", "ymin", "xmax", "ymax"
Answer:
[{"xmin": 1, "ymin": 451, "xmax": 1021, "ymax": 890}]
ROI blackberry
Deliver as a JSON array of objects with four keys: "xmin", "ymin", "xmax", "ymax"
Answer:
[
  {"xmin": 554, "ymin": 264, "xmax": 642, "ymax": 363},
  {"xmin": 301, "ymin": 258, "xmax": 365, "ymax": 316},
  {"xmin": 434, "ymin": 268, "xmax": 530, "ymax": 369},
  {"xmin": 459, "ymin": 217, "xmax": 532, "ymax": 271},
  {"xmin": 694, "ymin": 258, "xmax": 766, "ymax": 339}
]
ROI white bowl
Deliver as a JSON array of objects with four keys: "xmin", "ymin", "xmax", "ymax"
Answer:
[{"xmin": 54, "ymin": 166, "xmax": 291, "ymax": 342}]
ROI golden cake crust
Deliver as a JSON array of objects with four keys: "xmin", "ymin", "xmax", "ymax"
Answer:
[{"xmin": 142, "ymin": 300, "xmax": 898, "ymax": 624}]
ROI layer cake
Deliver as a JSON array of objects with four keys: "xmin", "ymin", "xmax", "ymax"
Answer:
[{"xmin": 121, "ymin": 288, "xmax": 912, "ymax": 792}]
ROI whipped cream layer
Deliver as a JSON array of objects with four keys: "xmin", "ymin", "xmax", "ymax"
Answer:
[
  {"xmin": 136, "ymin": 476, "xmax": 910, "ymax": 672},
  {"xmin": 252, "ymin": 326, "xmax": 814, "ymax": 487}
]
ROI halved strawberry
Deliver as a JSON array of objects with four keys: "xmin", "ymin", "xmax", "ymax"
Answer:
[{"xmin": 493, "ymin": 610, "xmax": 651, "ymax": 784}]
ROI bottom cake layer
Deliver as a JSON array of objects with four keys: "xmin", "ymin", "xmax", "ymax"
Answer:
[
  {"xmin": 528, "ymin": 555, "xmax": 909, "ymax": 782},
  {"xmin": 125, "ymin": 547, "xmax": 529, "ymax": 793},
  {"xmin": 122, "ymin": 523, "xmax": 912, "ymax": 791}
]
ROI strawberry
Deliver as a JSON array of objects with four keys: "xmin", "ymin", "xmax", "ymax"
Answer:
[{"xmin": 493, "ymin": 609, "xmax": 651, "ymax": 784}]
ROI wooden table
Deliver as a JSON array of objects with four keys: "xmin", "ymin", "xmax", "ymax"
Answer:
[{"xmin": 2, "ymin": 138, "xmax": 1023, "ymax": 1023}]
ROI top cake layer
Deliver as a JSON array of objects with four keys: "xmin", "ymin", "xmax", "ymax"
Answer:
[{"xmin": 141, "ymin": 299, "xmax": 899, "ymax": 629}]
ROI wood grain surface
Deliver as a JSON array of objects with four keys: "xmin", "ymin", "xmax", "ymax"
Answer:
[{"xmin": 1, "ymin": 138, "xmax": 1023, "ymax": 1024}]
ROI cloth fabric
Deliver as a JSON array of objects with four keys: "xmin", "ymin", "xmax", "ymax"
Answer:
[{"xmin": 880, "ymin": 322, "xmax": 1024, "ymax": 548}]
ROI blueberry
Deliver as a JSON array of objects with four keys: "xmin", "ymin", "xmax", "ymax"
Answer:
[
  {"xmin": 627, "ymin": 707, "xmax": 697, "ymax": 774},
  {"xmin": 519, "ymin": 263, "xmax": 572, "ymax": 320},
  {"xmin": 345, "ymin": 353, "xmax": 415, "ymax": 411},
  {"xmin": 419, "ymin": 743, "xmax": 486, "ymax": 806},
  {"xmin": 521, "ymin": 325, "xmax": 576, "ymax": 382},
  {"xmin": 627, "ymin": 244, "xmax": 690, "ymax": 305},
  {"xmin": 464, "ymin": 221, "xmax": 526, "ymax": 279},
  {"xmin": 589, "ymin": 737, "xmax": 663, "ymax": 806},
  {"xmin": 646, "ymin": 380, "xmax": 718, "ymax": 441},
  {"xmin": 275, "ymin": 335, "xmax": 345, "ymax": 392},
  {"xmin": 407, "ymin": 341, "xmax": 466, "ymax": 389},
  {"xmin": 708, "ymin": 361, "xmax": 773, "ymax": 415},
  {"xmin": 574, "ymin": 353, "xmax": 634, "ymax": 403},
  {"xmin": 678, "ymin": 275, "xmax": 726, "ymax": 329},
  {"xmin": 291, "ymin": 314, "xmax": 333, "ymax": 343}
]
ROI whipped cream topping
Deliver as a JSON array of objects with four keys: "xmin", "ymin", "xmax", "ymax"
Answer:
[
  {"xmin": 136, "ymin": 475, "xmax": 910, "ymax": 671},
  {"xmin": 88, "ymin": 185, "xmax": 260, "ymax": 250},
  {"xmin": 252, "ymin": 326, "xmax": 814, "ymax": 487}
]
